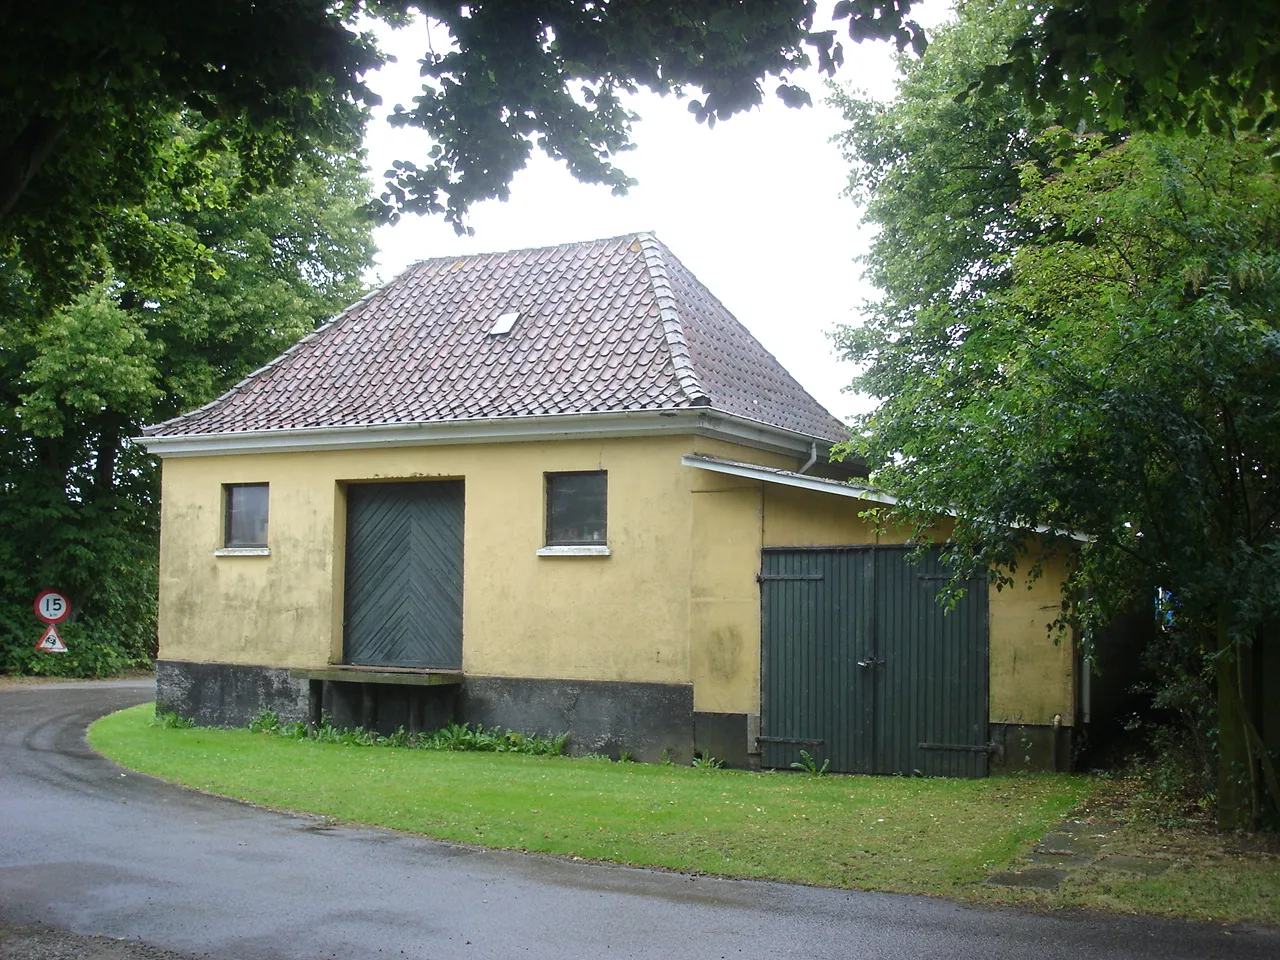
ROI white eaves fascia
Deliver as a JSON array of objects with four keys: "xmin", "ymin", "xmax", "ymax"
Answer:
[
  {"xmin": 134, "ymin": 409, "xmax": 827, "ymax": 460},
  {"xmin": 682, "ymin": 454, "xmax": 899, "ymax": 506},
  {"xmin": 682, "ymin": 454, "xmax": 1090, "ymax": 542}
]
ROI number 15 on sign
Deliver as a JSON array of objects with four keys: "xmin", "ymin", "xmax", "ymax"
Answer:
[{"xmin": 34, "ymin": 590, "xmax": 71, "ymax": 624}]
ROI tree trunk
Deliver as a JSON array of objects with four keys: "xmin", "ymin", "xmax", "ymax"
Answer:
[
  {"xmin": 0, "ymin": 115, "xmax": 65, "ymax": 221},
  {"xmin": 94, "ymin": 421, "xmax": 122, "ymax": 496},
  {"xmin": 1216, "ymin": 609, "xmax": 1256, "ymax": 829}
]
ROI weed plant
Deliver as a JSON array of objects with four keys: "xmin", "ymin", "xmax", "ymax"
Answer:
[
  {"xmin": 153, "ymin": 709, "xmax": 195, "ymax": 730},
  {"xmin": 790, "ymin": 749, "xmax": 830, "ymax": 776},
  {"xmin": 246, "ymin": 711, "xmax": 567, "ymax": 756}
]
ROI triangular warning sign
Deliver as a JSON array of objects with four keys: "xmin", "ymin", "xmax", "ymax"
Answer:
[{"xmin": 35, "ymin": 624, "xmax": 68, "ymax": 653}]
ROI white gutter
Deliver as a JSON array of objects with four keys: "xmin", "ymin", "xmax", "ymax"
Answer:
[
  {"xmin": 135, "ymin": 409, "xmax": 832, "ymax": 460},
  {"xmin": 797, "ymin": 441, "xmax": 818, "ymax": 475}
]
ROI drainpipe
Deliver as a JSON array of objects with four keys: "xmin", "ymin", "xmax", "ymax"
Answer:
[
  {"xmin": 797, "ymin": 442, "xmax": 818, "ymax": 475},
  {"xmin": 1052, "ymin": 713, "xmax": 1063, "ymax": 772}
]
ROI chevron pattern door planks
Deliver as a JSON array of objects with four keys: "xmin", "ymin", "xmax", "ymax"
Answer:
[{"xmin": 343, "ymin": 481, "xmax": 464, "ymax": 669}]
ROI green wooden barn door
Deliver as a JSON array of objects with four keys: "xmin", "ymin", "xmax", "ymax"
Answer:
[
  {"xmin": 760, "ymin": 547, "xmax": 988, "ymax": 777},
  {"xmin": 872, "ymin": 546, "xmax": 990, "ymax": 777},
  {"xmin": 343, "ymin": 481, "xmax": 464, "ymax": 669},
  {"xmin": 759, "ymin": 550, "xmax": 875, "ymax": 773}
]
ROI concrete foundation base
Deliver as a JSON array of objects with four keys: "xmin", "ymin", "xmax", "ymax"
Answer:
[
  {"xmin": 156, "ymin": 661, "xmax": 706, "ymax": 765},
  {"xmin": 693, "ymin": 711, "xmax": 755, "ymax": 769},
  {"xmin": 158, "ymin": 661, "xmax": 1073, "ymax": 775},
  {"xmin": 156, "ymin": 660, "xmax": 310, "ymax": 728},
  {"xmin": 461, "ymin": 675, "xmax": 694, "ymax": 764},
  {"xmin": 989, "ymin": 722, "xmax": 1074, "ymax": 773}
]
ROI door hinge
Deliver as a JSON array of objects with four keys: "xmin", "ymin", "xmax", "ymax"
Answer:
[{"xmin": 756, "ymin": 574, "xmax": 824, "ymax": 582}]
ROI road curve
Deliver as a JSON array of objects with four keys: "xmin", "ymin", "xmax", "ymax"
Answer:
[{"xmin": 0, "ymin": 681, "xmax": 1273, "ymax": 960}]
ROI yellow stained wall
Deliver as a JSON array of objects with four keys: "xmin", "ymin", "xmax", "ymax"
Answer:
[
  {"xmin": 158, "ymin": 436, "xmax": 700, "ymax": 683},
  {"xmin": 685, "ymin": 440, "xmax": 804, "ymax": 715},
  {"xmin": 158, "ymin": 433, "xmax": 1074, "ymax": 727},
  {"xmin": 686, "ymin": 460, "xmax": 909, "ymax": 717},
  {"xmin": 988, "ymin": 554, "xmax": 1076, "ymax": 726}
]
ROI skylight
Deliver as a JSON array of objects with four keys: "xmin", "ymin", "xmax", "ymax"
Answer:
[{"xmin": 489, "ymin": 311, "xmax": 519, "ymax": 335}]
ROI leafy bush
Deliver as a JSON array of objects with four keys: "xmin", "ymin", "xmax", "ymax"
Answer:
[
  {"xmin": 2, "ymin": 605, "xmax": 155, "ymax": 678},
  {"xmin": 248, "ymin": 710, "xmax": 280, "ymax": 733},
  {"xmin": 419, "ymin": 721, "xmax": 567, "ymax": 755},
  {"xmin": 1125, "ymin": 621, "xmax": 1219, "ymax": 825},
  {"xmin": 0, "ymin": 488, "xmax": 159, "ymax": 680}
]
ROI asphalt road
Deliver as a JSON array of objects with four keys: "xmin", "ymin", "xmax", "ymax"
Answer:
[{"xmin": 1, "ymin": 681, "xmax": 1275, "ymax": 960}]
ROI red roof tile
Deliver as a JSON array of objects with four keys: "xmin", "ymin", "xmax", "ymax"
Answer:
[{"xmin": 144, "ymin": 234, "xmax": 847, "ymax": 442}]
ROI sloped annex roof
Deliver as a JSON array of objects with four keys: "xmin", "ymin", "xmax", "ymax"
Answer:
[{"xmin": 143, "ymin": 233, "xmax": 847, "ymax": 445}]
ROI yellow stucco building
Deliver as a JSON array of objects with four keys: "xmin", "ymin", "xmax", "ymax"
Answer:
[{"xmin": 140, "ymin": 234, "xmax": 1082, "ymax": 773}]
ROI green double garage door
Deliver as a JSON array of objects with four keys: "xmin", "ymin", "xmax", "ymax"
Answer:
[{"xmin": 761, "ymin": 546, "xmax": 990, "ymax": 777}]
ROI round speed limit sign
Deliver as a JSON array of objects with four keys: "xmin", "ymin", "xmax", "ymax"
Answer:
[{"xmin": 34, "ymin": 589, "xmax": 71, "ymax": 624}]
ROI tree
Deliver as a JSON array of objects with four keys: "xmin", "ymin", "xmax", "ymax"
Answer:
[
  {"xmin": 0, "ymin": 116, "xmax": 377, "ymax": 676},
  {"xmin": 4, "ymin": 2, "xmax": 1279, "ymax": 241},
  {"xmin": 0, "ymin": 2, "xmax": 384, "ymax": 310},
  {"xmin": 835, "ymin": 1, "xmax": 1280, "ymax": 827},
  {"xmin": 832, "ymin": 1, "xmax": 1054, "ymax": 320},
  {"xmin": 0, "ymin": 2, "xmax": 382, "ymax": 219}
]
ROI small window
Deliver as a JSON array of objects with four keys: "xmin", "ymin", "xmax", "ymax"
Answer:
[
  {"xmin": 224, "ymin": 484, "xmax": 269, "ymax": 548},
  {"xmin": 545, "ymin": 471, "xmax": 607, "ymax": 545},
  {"xmin": 489, "ymin": 310, "xmax": 519, "ymax": 335}
]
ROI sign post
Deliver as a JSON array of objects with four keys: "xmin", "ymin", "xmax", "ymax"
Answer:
[{"xmin": 33, "ymin": 589, "xmax": 71, "ymax": 653}]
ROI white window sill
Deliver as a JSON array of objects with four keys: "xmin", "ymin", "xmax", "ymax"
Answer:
[
  {"xmin": 213, "ymin": 547, "xmax": 271, "ymax": 557},
  {"xmin": 536, "ymin": 545, "xmax": 611, "ymax": 557}
]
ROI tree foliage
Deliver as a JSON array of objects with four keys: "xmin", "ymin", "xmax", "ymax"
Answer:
[
  {"xmin": 0, "ymin": 117, "xmax": 376, "ymax": 676},
  {"xmin": 833, "ymin": 2, "xmax": 1054, "ymax": 319},
  {"xmin": 984, "ymin": 1, "xmax": 1280, "ymax": 147},
  {"xmin": 0, "ymin": 3, "xmax": 384, "ymax": 295},
  {"xmin": 4, "ymin": 2, "xmax": 1279, "ymax": 238},
  {"xmin": 380, "ymin": 0, "xmax": 924, "ymax": 230},
  {"xmin": 836, "ymin": 1, "xmax": 1280, "ymax": 827},
  {"xmin": 1, "ymin": 1, "xmax": 925, "ymax": 241}
]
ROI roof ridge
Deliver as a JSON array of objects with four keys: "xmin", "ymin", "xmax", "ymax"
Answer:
[
  {"xmin": 401, "ymin": 231, "xmax": 658, "ymax": 272},
  {"xmin": 636, "ymin": 234, "xmax": 710, "ymax": 407},
  {"xmin": 140, "ymin": 278, "xmax": 397, "ymax": 436},
  {"xmin": 653, "ymin": 239, "xmax": 847, "ymax": 440}
]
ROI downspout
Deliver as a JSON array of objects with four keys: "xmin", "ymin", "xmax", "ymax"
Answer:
[{"xmin": 797, "ymin": 442, "xmax": 818, "ymax": 475}]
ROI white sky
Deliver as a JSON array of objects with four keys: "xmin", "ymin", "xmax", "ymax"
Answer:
[{"xmin": 362, "ymin": 4, "xmax": 951, "ymax": 423}]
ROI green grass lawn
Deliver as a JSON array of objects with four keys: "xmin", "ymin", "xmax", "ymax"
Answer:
[
  {"xmin": 89, "ymin": 705, "xmax": 1280, "ymax": 924},
  {"xmin": 90, "ymin": 704, "xmax": 1084, "ymax": 893}
]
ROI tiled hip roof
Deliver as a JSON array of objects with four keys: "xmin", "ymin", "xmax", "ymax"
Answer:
[{"xmin": 144, "ymin": 233, "xmax": 847, "ymax": 444}]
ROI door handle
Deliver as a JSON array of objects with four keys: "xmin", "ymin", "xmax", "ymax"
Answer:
[{"xmin": 857, "ymin": 658, "xmax": 884, "ymax": 668}]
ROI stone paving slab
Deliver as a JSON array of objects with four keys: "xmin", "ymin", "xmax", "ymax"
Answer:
[
  {"xmin": 986, "ymin": 818, "xmax": 1136, "ymax": 890},
  {"xmin": 1025, "ymin": 851, "xmax": 1096, "ymax": 869},
  {"xmin": 985, "ymin": 868, "xmax": 1068, "ymax": 890}
]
